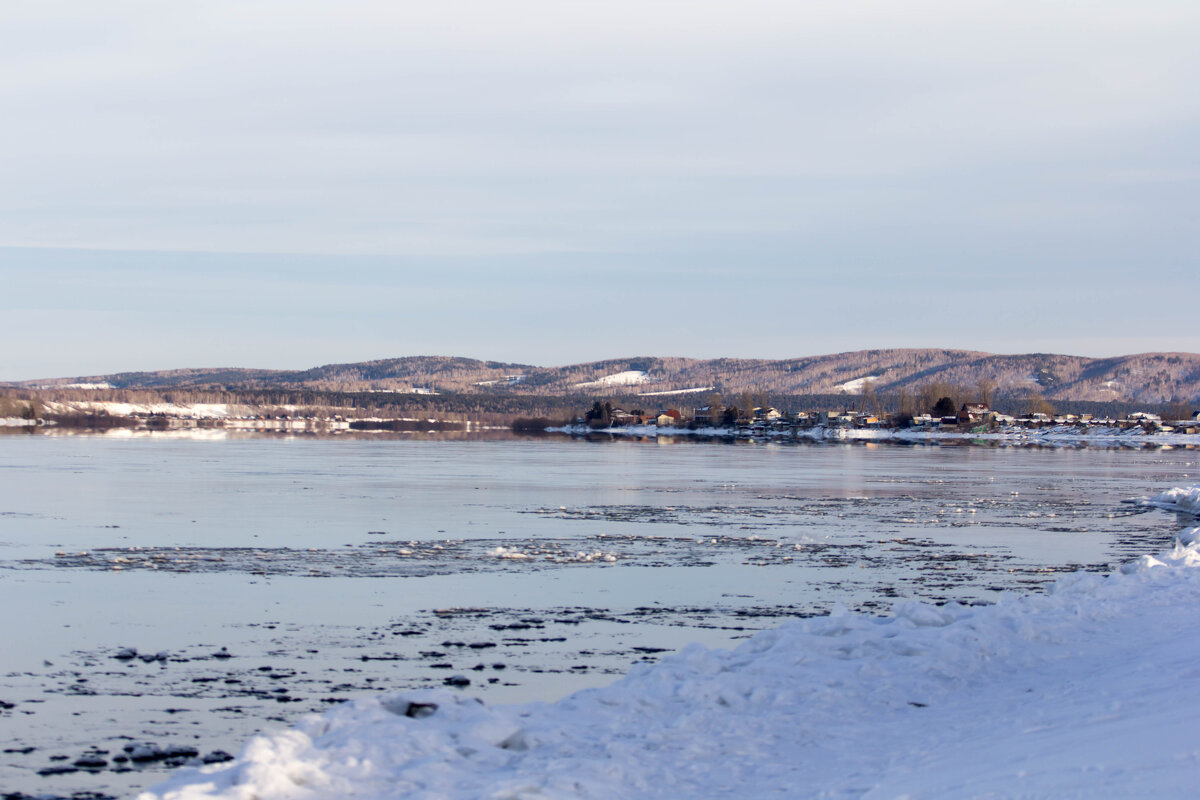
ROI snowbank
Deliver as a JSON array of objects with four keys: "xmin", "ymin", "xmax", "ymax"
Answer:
[
  {"xmin": 140, "ymin": 488, "xmax": 1200, "ymax": 800},
  {"xmin": 836, "ymin": 375, "xmax": 880, "ymax": 394},
  {"xmin": 572, "ymin": 371, "xmax": 650, "ymax": 390},
  {"xmin": 637, "ymin": 386, "xmax": 714, "ymax": 397}
]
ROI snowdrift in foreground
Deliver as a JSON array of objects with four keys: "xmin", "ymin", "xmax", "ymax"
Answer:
[{"xmin": 142, "ymin": 488, "xmax": 1200, "ymax": 800}]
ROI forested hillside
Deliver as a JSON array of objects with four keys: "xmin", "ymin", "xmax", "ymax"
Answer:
[{"xmin": 13, "ymin": 350, "xmax": 1200, "ymax": 405}]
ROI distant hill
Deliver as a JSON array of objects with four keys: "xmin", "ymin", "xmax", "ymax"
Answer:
[{"xmin": 15, "ymin": 350, "xmax": 1200, "ymax": 404}]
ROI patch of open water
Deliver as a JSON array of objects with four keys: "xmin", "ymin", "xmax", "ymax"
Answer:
[{"xmin": 0, "ymin": 434, "xmax": 1193, "ymax": 798}]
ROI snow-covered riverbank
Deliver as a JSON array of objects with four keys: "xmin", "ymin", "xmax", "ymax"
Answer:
[{"xmin": 142, "ymin": 487, "xmax": 1200, "ymax": 799}]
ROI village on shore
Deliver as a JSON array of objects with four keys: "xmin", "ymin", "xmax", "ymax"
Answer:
[
  {"xmin": 3, "ymin": 391, "xmax": 1200, "ymax": 443},
  {"xmin": 561, "ymin": 399, "xmax": 1200, "ymax": 441}
]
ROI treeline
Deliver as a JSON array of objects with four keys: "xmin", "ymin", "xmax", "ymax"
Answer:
[
  {"xmin": 0, "ymin": 393, "xmax": 43, "ymax": 419},
  {"xmin": 0, "ymin": 386, "xmax": 582, "ymax": 426}
]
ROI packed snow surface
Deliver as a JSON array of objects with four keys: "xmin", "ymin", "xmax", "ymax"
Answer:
[
  {"xmin": 637, "ymin": 386, "xmax": 714, "ymax": 397},
  {"xmin": 572, "ymin": 370, "xmax": 650, "ymax": 389},
  {"xmin": 836, "ymin": 375, "xmax": 880, "ymax": 394},
  {"xmin": 142, "ymin": 487, "xmax": 1200, "ymax": 799}
]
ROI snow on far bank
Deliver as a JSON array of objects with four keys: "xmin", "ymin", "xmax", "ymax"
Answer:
[
  {"xmin": 42, "ymin": 400, "xmax": 235, "ymax": 419},
  {"xmin": 573, "ymin": 370, "xmax": 650, "ymax": 390},
  {"xmin": 141, "ymin": 490, "xmax": 1200, "ymax": 800},
  {"xmin": 836, "ymin": 375, "xmax": 880, "ymax": 394},
  {"xmin": 637, "ymin": 386, "xmax": 714, "ymax": 397},
  {"xmin": 40, "ymin": 427, "xmax": 237, "ymax": 441},
  {"xmin": 475, "ymin": 375, "xmax": 526, "ymax": 387}
]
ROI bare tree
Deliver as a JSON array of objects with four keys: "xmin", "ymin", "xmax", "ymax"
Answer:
[
  {"xmin": 1025, "ymin": 393, "xmax": 1056, "ymax": 417},
  {"xmin": 976, "ymin": 378, "xmax": 996, "ymax": 407}
]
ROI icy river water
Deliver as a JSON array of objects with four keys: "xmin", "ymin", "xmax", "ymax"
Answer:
[{"xmin": 0, "ymin": 431, "xmax": 1195, "ymax": 798}]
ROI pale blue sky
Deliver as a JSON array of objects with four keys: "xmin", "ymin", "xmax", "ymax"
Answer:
[{"xmin": 2, "ymin": 2, "xmax": 1198, "ymax": 380}]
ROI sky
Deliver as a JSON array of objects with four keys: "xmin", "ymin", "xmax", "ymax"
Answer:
[{"xmin": 2, "ymin": 1, "xmax": 1198, "ymax": 380}]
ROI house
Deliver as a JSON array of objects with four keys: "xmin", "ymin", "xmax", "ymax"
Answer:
[
  {"xmin": 656, "ymin": 409, "xmax": 683, "ymax": 427},
  {"xmin": 608, "ymin": 408, "xmax": 635, "ymax": 426},
  {"xmin": 958, "ymin": 403, "xmax": 990, "ymax": 424},
  {"xmin": 692, "ymin": 406, "xmax": 718, "ymax": 427}
]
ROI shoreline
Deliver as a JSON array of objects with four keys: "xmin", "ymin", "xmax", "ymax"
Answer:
[
  {"xmin": 552, "ymin": 422, "xmax": 1200, "ymax": 447},
  {"xmin": 4, "ymin": 421, "xmax": 1198, "ymax": 448}
]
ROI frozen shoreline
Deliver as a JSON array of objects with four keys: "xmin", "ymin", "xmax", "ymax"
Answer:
[
  {"xmin": 552, "ymin": 422, "xmax": 1200, "ymax": 447},
  {"xmin": 142, "ymin": 488, "xmax": 1200, "ymax": 799}
]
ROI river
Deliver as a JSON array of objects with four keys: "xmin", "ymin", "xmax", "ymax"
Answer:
[{"xmin": 0, "ymin": 431, "xmax": 1193, "ymax": 798}]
